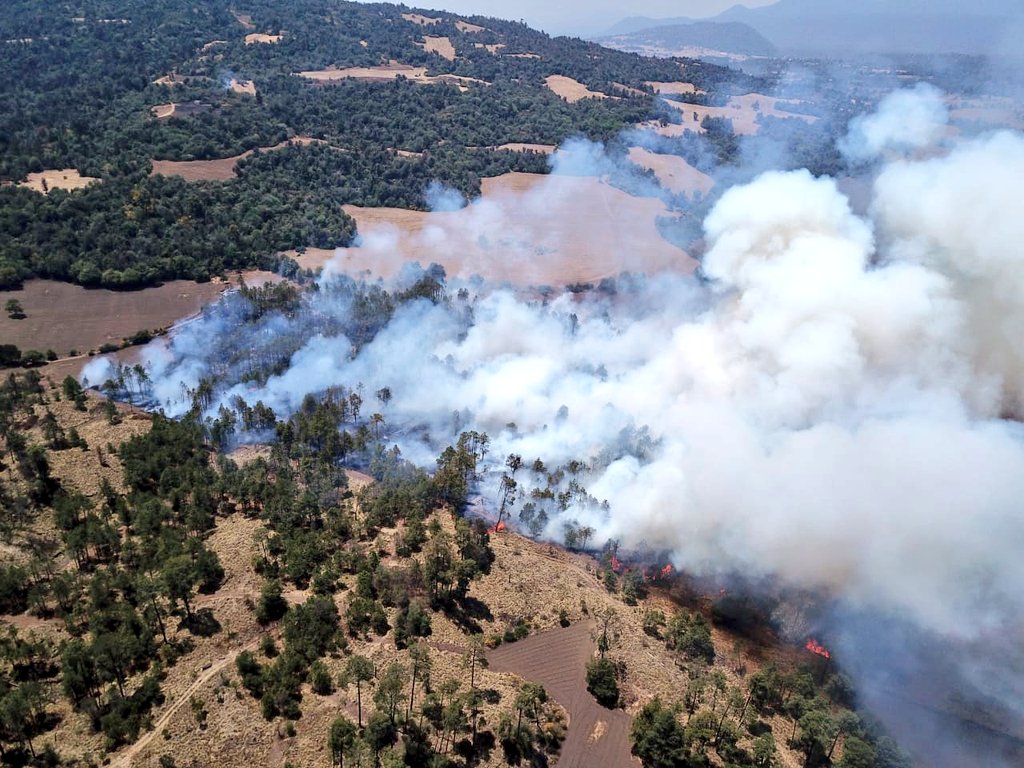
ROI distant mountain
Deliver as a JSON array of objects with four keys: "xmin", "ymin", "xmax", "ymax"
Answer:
[
  {"xmin": 596, "ymin": 21, "xmax": 777, "ymax": 59},
  {"xmin": 606, "ymin": 0, "xmax": 1024, "ymax": 57},
  {"xmin": 603, "ymin": 16, "xmax": 696, "ymax": 36}
]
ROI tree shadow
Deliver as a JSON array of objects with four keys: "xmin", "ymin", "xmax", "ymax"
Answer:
[{"xmin": 180, "ymin": 608, "xmax": 221, "ymax": 637}]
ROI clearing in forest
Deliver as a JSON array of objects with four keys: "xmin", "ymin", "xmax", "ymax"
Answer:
[
  {"xmin": 333, "ymin": 172, "xmax": 695, "ymax": 285},
  {"xmin": 544, "ymin": 75, "xmax": 608, "ymax": 103},
  {"xmin": 456, "ymin": 20, "xmax": 486, "ymax": 33},
  {"xmin": 654, "ymin": 92, "xmax": 817, "ymax": 136},
  {"xmin": 150, "ymin": 137, "xmax": 324, "ymax": 182},
  {"xmin": 18, "ymin": 169, "xmax": 100, "ymax": 194},
  {"xmin": 419, "ymin": 35, "xmax": 456, "ymax": 60},
  {"xmin": 627, "ymin": 147, "xmax": 715, "ymax": 198},
  {"xmin": 298, "ymin": 63, "xmax": 487, "ymax": 89},
  {"xmin": 244, "ymin": 32, "xmax": 282, "ymax": 44},
  {"xmin": 401, "ymin": 12, "xmax": 441, "ymax": 25}
]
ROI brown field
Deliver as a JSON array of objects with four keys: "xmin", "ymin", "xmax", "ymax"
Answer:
[
  {"xmin": 473, "ymin": 42, "xmax": 506, "ymax": 53},
  {"xmin": 150, "ymin": 101, "xmax": 212, "ymax": 120},
  {"xmin": 201, "ymin": 39, "xmax": 227, "ymax": 51},
  {"xmin": 419, "ymin": 35, "xmax": 456, "ymax": 60},
  {"xmin": 244, "ymin": 32, "xmax": 282, "ymax": 44},
  {"xmin": 495, "ymin": 142, "xmax": 556, "ymax": 154},
  {"xmin": 644, "ymin": 80, "xmax": 702, "ymax": 96},
  {"xmin": 545, "ymin": 75, "xmax": 608, "ymax": 103},
  {"xmin": 456, "ymin": 20, "xmax": 486, "ymax": 33},
  {"xmin": 0, "ymin": 280, "xmax": 227, "ymax": 358},
  {"xmin": 333, "ymin": 171, "xmax": 694, "ymax": 285},
  {"xmin": 18, "ymin": 169, "xmax": 100, "ymax": 194},
  {"xmin": 489, "ymin": 622, "xmax": 640, "ymax": 768},
  {"xmin": 150, "ymin": 137, "xmax": 324, "ymax": 182},
  {"xmin": 654, "ymin": 92, "xmax": 817, "ymax": 137},
  {"xmin": 298, "ymin": 63, "xmax": 487, "ymax": 89},
  {"xmin": 947, "ymin": 95, "xmax": 1024, "ymax": 131},
  {"xmin": 401, "ymin": 12, "xmax": 441, "ymax": 25},
  {"xmin": 151, "ymin": 103, "xmax": 177, "ymax": 119},
  {"xmin": 627, "ymin": 147, "xmax": 715, "ymax": 198}
]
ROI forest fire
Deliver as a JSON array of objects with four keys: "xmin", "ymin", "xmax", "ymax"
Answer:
[
  {"xmin": 488, "ymin": 521, "xmax": 507, "ymax": 534},
  {"xmin": 805, "ymin": 638, "xmax": 832, "ymax": 659}
]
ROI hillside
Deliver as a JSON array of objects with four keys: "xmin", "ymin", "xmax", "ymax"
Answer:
[
  {"xmin": 0, "ymin": 0, "xmax": 753, "ymax": 292},
  {"xmin": 0, "ymin": 340, "xmax": 910, "ymax": 768}
]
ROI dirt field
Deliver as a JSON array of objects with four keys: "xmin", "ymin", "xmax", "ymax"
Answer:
[
  {"xmin": 545, "ymin": 75, "xmax": 608, "ymax": 103},
  {"xmin": 420, "ymin": 35, "xmax": 456, "ymax": 60},
  {"xmin": 0, "ymin": 279, "xmax": 227, "ymax": 358},
  {"xmin": 333, "ymin": 172, "xmax": 694, "ymax": 285},
  {"xmin": 456, "ymin": 20, "xmax": 485, "ymax": 33},
  {"xmin": 627, "ymin": 147, "xmax": 715, "ymax": 198},
  {"xmin": 245, "ymin": 32, "xmax": 282, "ymax": 44},
  {"xmin": 150, "ymin": 137, "xmax": 324, "ymax": 182},
  {"xmin": 489, "ymin": 622, "xmax": 640, "ymax": 768},
  {"xmin": 298, "ymin": 63, "xmax": 487, "ymax": 89},
  {"xmin": 474, "ymin": 42, "xmax": 506, "ymax": 53},
  {"xmin": 18, "ymin": 169, "xmax": 100, "ymax": 194},
  {"xmin": 644, "ymin": 81, "xmax": 702, "ymax": 96},
  {"xmin": 401, "ymin": 12, "xmax": 441, "ymax": 25},
  {"xmin": 654, "ymin": 92, "xmax": 817, "ymax": 136},
  {"xmin": 612, "ymin": 82, "xmax": 647, "ymax": 97}
]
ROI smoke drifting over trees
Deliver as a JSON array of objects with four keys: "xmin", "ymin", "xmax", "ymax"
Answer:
[{"xmin": 86, "ymin": 88, "xmax": 1024, "ymax": 763}]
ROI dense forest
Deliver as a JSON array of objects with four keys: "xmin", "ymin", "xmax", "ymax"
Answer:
[{"xmin": 0, "ymin": 0, "xmax": 764, "ymax": 290}]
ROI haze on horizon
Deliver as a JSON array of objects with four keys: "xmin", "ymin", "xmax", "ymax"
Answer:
[{"xmin": 355, "ymin": 0, "xmax": 780, "ymax": 36}]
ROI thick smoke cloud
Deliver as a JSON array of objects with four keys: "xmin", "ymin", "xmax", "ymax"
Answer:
[{"xmin": 88, "ymin": 87, "xmax": 1024, "ymax": 760}]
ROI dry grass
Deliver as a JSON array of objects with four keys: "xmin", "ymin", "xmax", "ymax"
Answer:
[
  {"xmin": 150, "ymin": 137, "xmax": 324, "ymax": 182},
  {"xmin": 654, "ymin": 92, "xmax": 817, "ymax": 137},
  {"xmin": 544, "ymin": 75, "xmax": 608, "ymax": 103},
  {"xmin": 455, "ymin": 20, "xmax": 486, "ymax": 33},
  {"xmin": 334, "ymin": 172, "xmax": 694, "ymax": 285},
  {"xmin": 419, "ymin": 35, "xmax": 456, "ymax": 61},
  {"xmin": 627, "ymin": 147, "xmax": 715, "ymax": 198},
  {"xmin": 18, "ymin": 169, "xmax": 100, "ymax": 194},
  {"xmin": 245, "ymin": 33, "xmax": 282, "ymax": 45},
  {"xmin": 0, "ymin": 279, "xmax": 226, "ymax": 357},
  {"xmin": 473, "ymin": 42, "xmax": 505, "ymax": 54},
  {"xmin": 401, "ymin": 12, "xmax": 441, "ymax": 26},
  {"xmin": 644, "ymin": 80, "xmax": 703, "ymax": 96},
  {"xmin": 298, "ymin": 63, "xmax": 487, "ymax": 89}
]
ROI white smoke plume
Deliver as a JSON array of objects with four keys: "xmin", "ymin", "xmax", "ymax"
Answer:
[
  {"xmin": 105, "ymin": 87, "xmax": 1024, "ymax": 759},
  {"xmin": 841, "ymin": 82, "xmax": 950, "ymax": 161}
]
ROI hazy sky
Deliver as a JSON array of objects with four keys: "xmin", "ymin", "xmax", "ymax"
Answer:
[{"xmin": 380, "ymin": 0, "xmax": 780, "ymax": 36}]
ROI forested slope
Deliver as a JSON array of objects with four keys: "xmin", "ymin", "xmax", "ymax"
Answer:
[{"xmin": 0, "ymin": 0, "xmax": 754, "ymax": 290}]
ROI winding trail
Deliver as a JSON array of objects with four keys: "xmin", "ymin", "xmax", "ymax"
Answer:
[{"xmin": 109, "ymin": 640, "xmax": 259, "ymax": 768}]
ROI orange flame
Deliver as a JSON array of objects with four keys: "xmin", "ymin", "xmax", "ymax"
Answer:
[
  {"xmin": 805, "ymin": 639, "xmax": 831, "ymax": 659},
  {"xmin": 610, "ymin": 555, "xmax": 623, "ymax": 573},
  {"xmin": 660, "ymin": 564, "xmax": 673, "ymax": 579},
  {"xmin": 488, "ymin": 521, "xmax": 507, "ymax": 534}
]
